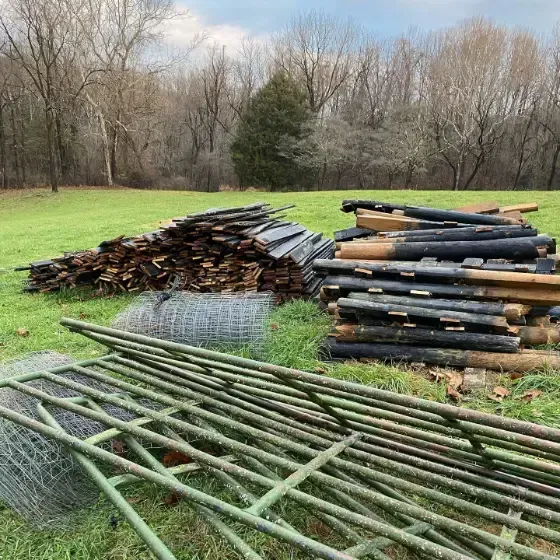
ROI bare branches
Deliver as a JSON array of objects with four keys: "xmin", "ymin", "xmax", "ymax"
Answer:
[
  {"xmin": 0, "ymin": 8, "xmax": 559, "ymax": 191},
  {"xmin": 272, "ymin": 10, "xmax": 361, "ymax": 113}
]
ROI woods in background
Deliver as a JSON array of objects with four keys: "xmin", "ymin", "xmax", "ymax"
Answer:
[{"xmin": 1, "ymin": 2, "xmax": 560, "ymax": 192}]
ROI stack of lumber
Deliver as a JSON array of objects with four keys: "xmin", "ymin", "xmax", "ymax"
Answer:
[
  {"xmin": 21, "ymin": 203, "xmax": 334, "ymax": 301},
  {"xmin": 319, "ymin": 200, "xmax": 560, "ymax": 372}
]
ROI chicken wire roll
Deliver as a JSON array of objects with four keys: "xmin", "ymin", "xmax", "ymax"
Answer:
[{"xmin": 112, "ymin": 291, "xmax": 275, "ymax": 355}]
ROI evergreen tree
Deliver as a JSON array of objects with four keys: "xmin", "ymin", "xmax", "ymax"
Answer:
[{"xmin": 231, "ymin": 72, "xmax": 311, "ymax": 190}]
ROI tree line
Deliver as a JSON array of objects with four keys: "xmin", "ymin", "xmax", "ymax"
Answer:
[{"xmin": 1, "ymin": 2, "xmax": 560, "ymax": 192}]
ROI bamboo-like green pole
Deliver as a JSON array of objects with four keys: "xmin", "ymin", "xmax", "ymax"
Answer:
[
  {"xmin": 7, "ymin": 375, "xmax": 560, "ymax": 558},
  {"xmin": 65, "ymin": 362, "xmax": 560, "ymax": 518},
  {"xmin": 60, "ymin": 319, "xmax": 560, "ymax": 444},
  {"xmin": 0, "ymin": 400, "xmax": 481, "ymax": 560},
  {"xmin": 107, "ymin": 350, "xmax": 560, "ymax": 465},
  {"xmin": 35, "ymin": 404, "xmax": 177, "ymax": 560},
  {"xmin": 108, "ymin": 356, "xmax": 560, "ymax": 509},
  {"xmin": 245, "ymin": 433, "xmax": 360, "ymax": 516}
]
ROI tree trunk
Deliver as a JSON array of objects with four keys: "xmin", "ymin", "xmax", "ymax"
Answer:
[
  {"xmin": 318, "ymin": 161, "xmax": 327, "ymax": 191},
  {"xmin": 18, "ymin": 108, "xmax": 26, "ymax": 184},
  {"xmin": 46, "ymin": 106, "xmax": 59, "ymax": 193},
  {"xmin": 404, "ymin": 162, "xmax": 414, "ymax": 189},
  {"xmin": 513, "ymin": 120, "xmax": 532, "ymax": 190},
  {"xmin": 55, "ymin": 112, "xmax": 66, "ymax": 182},
  {"xmin": 10, "ymin": 104, "xmax": 21, "ymax": 187},
  {"xmin": 97, "ymin": 109, "xmax": 113, "ymax": 186},
  {"xmin": 547, "ymin": 143, "xmax": 560, "ymax": 191},
  {"xmin": 0, "ymin": 105, "xmax": 5, "ymax": 189},
  {"xmin": 453, "ymin": 157, "xmax": 462, "ymax": 191},
  {"xmin": 110, "ymin": 115, "xmax": 119, "ymax": 179}
]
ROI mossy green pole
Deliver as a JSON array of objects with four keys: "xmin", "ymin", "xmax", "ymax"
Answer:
[
  {"xmin": 5, "ymin": 377, "xmax": 560, "ymax": 560},
  {"xmin": 35, "ymin": 404, "xmax": 177, "ymax": 560},
  {"xmin": 58, "ymin": 364, "xmax": 560, "ymax": 525},
  {"xmin": 60, "ymin": 319, "xmax": 560, "ymax": 444},
  {"xmin": 0, "ymin": 403, "xmax": 358, "ymax": 560}
]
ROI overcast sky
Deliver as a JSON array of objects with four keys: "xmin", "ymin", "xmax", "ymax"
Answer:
[{"xmin": 168, "ymin": 0, "xmax": 560, "ymax": 52}]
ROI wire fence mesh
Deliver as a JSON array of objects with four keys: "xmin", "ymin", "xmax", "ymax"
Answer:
[
  {"xmin": 0, "ymin": 352, "xmax": 152, "ymax": 528},
  {"xmin": 112, "ymin": 291, "xmax": 275, "ymax": 355}
]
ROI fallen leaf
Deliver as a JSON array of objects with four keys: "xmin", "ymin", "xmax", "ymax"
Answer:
[
  {"xmin": 112, "ymin": 441, "xmax": 126, "ymax": 456},
  {"xmin": 493, "ymin": 386, "xmax": 510, "ymax": 397},
  {"xmin": 521, "ymin": 389, "xmax": 542, "ymax": 402},
  {"xmin": 163, "ymin": 450, "xmax": 192, "ymax": 467},
  {"xmin": 308, "ymin": 521, "xmax": 332, "ymax": 539},
  {"xmin": 315, "ymin": 367, "xmax": 326, "ymax": 374},
  {"xmin": 16, "ymin": 328, "xmax": 29, "ymax": 337},
  {"xmin": 163, "ymin": 492, "xmax": 181, "ymax": 506},
  {"xmin": 488, "ymin": 386, "xmax": 511, "ymax": 402},
  {"xmin": 510, "ymin": 373, "xmax": 524, "ymax": 381},
  {"xmin": 270, "ymin": 323, "xmax": 279, "ymax": 331},
  {"xmin": 446, "ymin": 372, "xmax": 463, "ymax": 390},
  {"xmin": 430, "ymin": 369, "xmax": 463, "ymax": 392},
  {"xmin": 125, "ymin": 497, "xmax": 143, "ymax": 504},
  {"xmin": 446, "ymin": 385, "xmax": 461, "ymax": 401}
]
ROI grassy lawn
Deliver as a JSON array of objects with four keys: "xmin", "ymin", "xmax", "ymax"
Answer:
[{"xmin": 1, "ymin": 187, "xmax": 560, "ymax": 559}]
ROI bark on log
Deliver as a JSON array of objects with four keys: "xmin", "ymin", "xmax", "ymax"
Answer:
[
  {"xmin": 517, "ymin": 326, "xmax": 560, "ymax": 345},
  {"xmin": 337, "ymin": 297, "xmax": 510, "ymax": 331},
  {"xmin": 313, "ymin": 258, "xmax": 543, "ymax": 276},
  {"xmin": 336, "ymin": 235, "xmax": 555, "ymax": 262},
  {"xmin": 363, "ymin": 228, "xmax": 537, "ymax": 244},
  {"xmin": 326, "ymin": 339, "xmax": 560, "ymax": 372},
  {"xmin": 344, "ymin": 200, "xmax": 521, "ymax": 225},
  {"xmin": 527, "ymin": 316, "xmax": 554, "ymax": 327},
  {"xmin": 344, "ymin": 260, "xmax": 560, "ymax": 289},
  {"xmin": 346, "ymin": 292, "xmax": 529, "ymax": 321},
  {"xmin": 377, "ymin": 225, "xmax": 528, "ymax": 239},
  {"xmin": 529, "ymin": 306, "xmax": 560, "ymax": 319},
  {"xmin": 321, "ymin": 274, "xmax": 560, "ymax": 305},
  {"xmin": 331, "ymin": 323, "xmax": 520, "ymax": 353}
]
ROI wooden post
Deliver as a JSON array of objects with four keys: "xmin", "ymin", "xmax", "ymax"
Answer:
[
  {"xmin": 337, "ymin": 297, "xmax": 511, "ymax": 332},
  {"xmin": 517, "ymin": 326, "xmax": 560, "ymax": 345},
  {"xmin": 326, "ymin": 339, "xmax": 560, "ymax": 372},
  {"xmin": 331, "ymin": 324, "xmax": 520, "ymax": 353},
  {"xmin": 345, "ymin": 292, "xmax": 529, "ymax": 322},
  {"xmin": 321, "ymin": 275, "xmax": 560, "ymax": 305},
  {"xmin": 343, "ymin": 200, "xmax": 522, "ymax": 225},
  {"xmin": 336, "ymin": 235, "xmax": 555, "ymax": 262}
]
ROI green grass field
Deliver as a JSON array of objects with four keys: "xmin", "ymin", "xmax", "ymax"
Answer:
[{"xmin": 1, "ymin": 188, "xmax": 560, "ymax": 559}]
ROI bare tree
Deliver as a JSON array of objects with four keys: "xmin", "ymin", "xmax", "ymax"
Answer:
[
  {"xmin": 272, "ymin": 10, "xmax": 360, "ymax": 113},
  {"xmin": 424, "ymin": 19, "xmax": 514, "ymax": 191},
  {"xmin": 0, "ymin": 0, "xmax": 86, "ymax": 191}
]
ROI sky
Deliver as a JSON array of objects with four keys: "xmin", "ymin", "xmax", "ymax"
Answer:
[{"xmin": 168, "ymin": 0, "xmax": 560, "ymax": 52}]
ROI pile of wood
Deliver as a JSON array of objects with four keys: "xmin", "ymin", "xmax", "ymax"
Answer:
[
  {"xmin": 319, "ymin": 200, "xmax": 560, "ymax": 372},
  {"xmin": 21, "ymin": 203, "xmax": 334, "ymax": 301}
]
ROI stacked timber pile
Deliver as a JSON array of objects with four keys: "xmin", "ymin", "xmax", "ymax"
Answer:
[
  {"xmin": 21, "ymin": 203, "xmax": 333, "ymax": 301},
  {"xmin": 318, "ymin": 200, "xmax": 560, "ymax": 372}
]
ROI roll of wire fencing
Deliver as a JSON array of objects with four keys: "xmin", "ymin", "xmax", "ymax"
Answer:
[
  {"xmin": 0, "ymin": 351, "xmax": 159, "ymax": 528},
  {"xmin": 112, "ymin": 291, "xmax": 275, "ymax": 356}
]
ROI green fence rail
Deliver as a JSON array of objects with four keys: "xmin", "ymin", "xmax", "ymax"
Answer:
[{"xmin": 0, "ymin": 318, "xmax": 558, "ymax": 559}]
